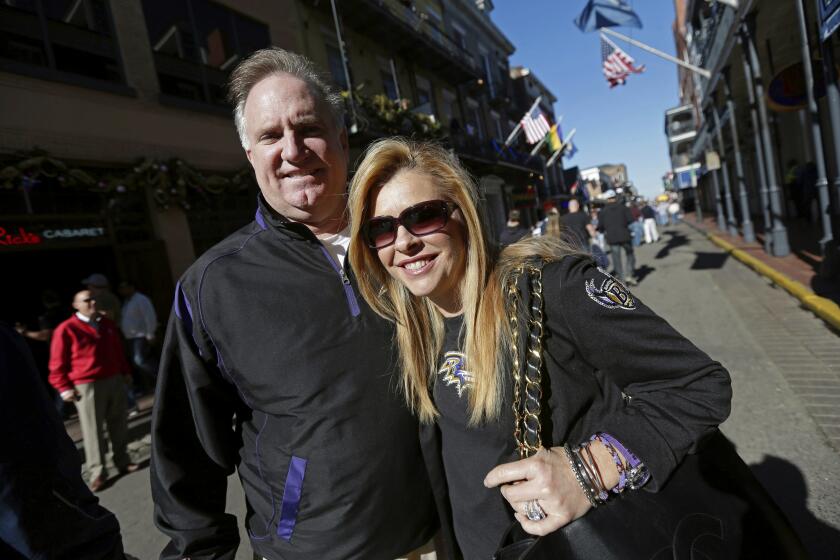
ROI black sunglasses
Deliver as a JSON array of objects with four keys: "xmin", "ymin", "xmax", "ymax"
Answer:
[{"xmin": 364, "ymin": 199, "xmax": 458, "ymax": 249}]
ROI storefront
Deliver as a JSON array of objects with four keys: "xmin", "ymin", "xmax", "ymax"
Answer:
[{"xmin": 0, "ymin": 179, "xmax": 172, "ymax": 329}]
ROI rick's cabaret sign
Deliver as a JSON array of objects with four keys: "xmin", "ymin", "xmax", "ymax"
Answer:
[{"xmin": 0, "ymin": 225, "xmax": 106, "ymax": 247}]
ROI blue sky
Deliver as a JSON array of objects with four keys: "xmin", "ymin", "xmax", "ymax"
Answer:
[{"xmin": 491, "ymin": 0, "xmax": 681, "ymax": 198}]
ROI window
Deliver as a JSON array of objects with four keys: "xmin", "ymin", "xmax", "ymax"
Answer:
[
  {"xmin": 141, "ymin": 0, "xmax": 270, "ymax": 107},
  {"xmin": 415, "ymin": 74, "xmax": 433, "ymax": 113},
  {"xmin": 441, "ymin": 88, "xmax": 457, "ymax": 129},
  {"xmin": 0, "ymin": 0, "xmax": 124, "ymax": 84},
  {"xmin": 479, "ymin": 46, "xmax": 495, "ymax": 98},
  {"xmin": 325, "ymin": 42, "xmax": 348, "ymax": 90},
  {"xmin": 451, "ymin": 22, "xmax": 467, "ymax": 50},
  {"xmin": 489, "ymin": 110, "xmax": 503, "ymax": 141},
  {"xmin": 379, "ymin": 56, "xmax": 399, "ymax": 100},
  {"xmin": 465, "ymin": 97, "xmax": 484, "ymax": 140}
]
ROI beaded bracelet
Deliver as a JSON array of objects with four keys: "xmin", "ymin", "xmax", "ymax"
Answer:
[{"xmin": 562, "ymin": 444, "xmax": 600, "ymax": 508}]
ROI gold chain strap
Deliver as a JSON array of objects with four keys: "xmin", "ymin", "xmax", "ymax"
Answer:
[
  {"xmin": 505, "ymin": 266, "xmax": 524, "ymax": 455},
  {"xmin": 506, "ymin": 262, "xmax": 546, "ymax": 459}
]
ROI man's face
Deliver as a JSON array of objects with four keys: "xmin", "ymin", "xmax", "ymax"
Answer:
[
  {"xmin": 244, "ymin": 73, "xmax": 349, "ymax": 231},
  {"xmin": 72, "ymin": 290, "xmax": 97, "ymax": 318}
]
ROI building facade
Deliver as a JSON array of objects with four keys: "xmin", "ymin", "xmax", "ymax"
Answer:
[{"xmin": 1, "ymin": 0, "xmax": 563, "ymax": 326}]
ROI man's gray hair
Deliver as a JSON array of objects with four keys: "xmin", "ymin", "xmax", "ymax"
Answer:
[{"xmin": 227, "ymin": 48, "xmax": 345, "ymax": 149}]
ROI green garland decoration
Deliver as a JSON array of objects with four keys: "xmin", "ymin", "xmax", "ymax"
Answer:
[{"xmin": 1, "ymin": 149, "xmax": 255, "ymax": 211}]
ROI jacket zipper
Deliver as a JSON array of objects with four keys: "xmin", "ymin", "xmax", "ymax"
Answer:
[{"xmin": 320, "ymin": 246, "xmax": 361, "ymax": 317}]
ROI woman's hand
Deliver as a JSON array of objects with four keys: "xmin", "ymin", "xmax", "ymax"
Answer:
[{"xmin": 483, "ymin": 447, "xmax": 593, "ymax": 536}]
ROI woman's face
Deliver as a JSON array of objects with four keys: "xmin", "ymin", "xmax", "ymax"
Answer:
[{"xmin": 370, "ymin": 169, "xmax": 467, "ymax": 316}]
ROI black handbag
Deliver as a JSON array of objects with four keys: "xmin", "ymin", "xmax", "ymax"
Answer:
[{"xmin": 493, "ymin": 262, "xmax": 806, "ymax": 560}]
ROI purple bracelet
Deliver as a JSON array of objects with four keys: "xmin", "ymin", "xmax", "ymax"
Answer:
[
  {"xmin": 590, "ymin": 434, "xmax": 626, "ymax": 493},
  {"xmin": 594, "ymin": 432, "xmax": 650, "ymax": 491}
]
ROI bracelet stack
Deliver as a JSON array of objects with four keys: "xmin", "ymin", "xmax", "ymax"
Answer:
[{"xmin": 564, "ymin": 433, "xmax": 650, "ymax": 507}]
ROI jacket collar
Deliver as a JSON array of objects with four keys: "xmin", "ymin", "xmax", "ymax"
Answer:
[{"xmin": 255, "ymin": 193, "xmax": 318, "ymax": 242}]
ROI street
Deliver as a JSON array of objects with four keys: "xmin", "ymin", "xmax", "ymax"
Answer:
[{"xmin": 96, "ymin": 222, "xmax": 840, "ymax": 560}]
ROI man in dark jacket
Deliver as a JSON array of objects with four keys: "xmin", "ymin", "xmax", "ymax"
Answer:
[
  {"xmin": 598, "ymin": 190, "xmax": 637, "ymax": 285},
  {"xmin": 150, "ymin": 48, "xmax": 441, "ymax": 560}
]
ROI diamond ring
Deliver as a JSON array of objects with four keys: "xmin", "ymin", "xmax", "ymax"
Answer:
[{"xmin": 524, "ymin": 499, "xmax": 547, "ymax": 521}]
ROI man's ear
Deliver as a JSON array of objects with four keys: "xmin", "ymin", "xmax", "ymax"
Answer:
[{"xmin": 246, "ymin": 148, "xmax": 253, "ymax": 165}]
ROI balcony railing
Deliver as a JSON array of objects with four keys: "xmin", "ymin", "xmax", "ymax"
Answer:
[{"xmin": 325, "ymin": 0, "xmax": 481, "ymax": 81}]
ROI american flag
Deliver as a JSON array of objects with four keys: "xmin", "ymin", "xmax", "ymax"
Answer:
[
  {"xmin": 601, "ymin": 34, "xmax": 645, "ymax": 88},
  {"xmin": 520, "ymin": 105, "xmax": 551, "ymax": 144}
]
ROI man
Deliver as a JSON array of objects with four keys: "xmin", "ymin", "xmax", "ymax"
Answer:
[
  {"xmin": 560, "ymin": 199, "xmax": 595, "ymax": 249},
  {"xmin": 1, "ymin": 323, "xmax": 126, "ymax": 559},
  {"xmin": 641, "ymin": 201, "xmax": 659, "ymax": 244},
  {"xmin": 499, "ymin": 209, "xmax": 529, "ymax": 246},
  {"xmin": 118, "ymin": 280, "xmax": 159, "ymax": 396},
  {"xmin": 83, "ymin": 273, "xmax": 121, "ymax": 324},
  {"xmin": 48, "ymin": 291, "xmax": 138, "ymax": 492},
  {"xmin": 598, "ymin": 190, "xmax": 638, "ymax": 286},
  {"xmin": 150, "ymin": 48, "xmax": 439, "ymax": 560}
]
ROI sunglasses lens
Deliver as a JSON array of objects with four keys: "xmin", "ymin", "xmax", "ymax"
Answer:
[
  {"xmin": 405, "ymin": 202, "xmax": 448, "ymax": 236},
  {"xmin": 366, "ymin": 218, "xmax": 396, "ymax": 248}
]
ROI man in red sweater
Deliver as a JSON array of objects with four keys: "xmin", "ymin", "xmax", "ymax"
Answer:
[{"xmin": 49, "ymin": 290, "xmax": 138, "ymax": 492}]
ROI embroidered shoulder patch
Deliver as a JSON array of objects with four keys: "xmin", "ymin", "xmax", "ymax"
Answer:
[
  {"xmin": 585, "ymin": 269, "xmax": 636, "ymax": 310},
  {"xmin": 438, "ymin": 351, "xmax": 474, "ymax": 398}
]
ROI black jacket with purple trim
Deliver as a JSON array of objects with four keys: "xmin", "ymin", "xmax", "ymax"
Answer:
[{"xmin": 150, "ymin": 196, "xmax": 438, "ymax": 560}]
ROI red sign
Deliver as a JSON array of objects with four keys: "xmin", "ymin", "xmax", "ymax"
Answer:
[{"xmin": 0, "ymin": 226, "xmax": 42, "ymax": 246}]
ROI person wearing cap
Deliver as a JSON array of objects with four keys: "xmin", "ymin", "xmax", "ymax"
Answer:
[
  {"xmin": 82, "ymin": 273, "xmax": 121, "ymax": 324},
  {"xmin": 597, "ymin": 190, "xmax": 638, "ymax": 286},
  {"xmin": 48, "ymin": 290, "xmax": 139, "ymax": 492}
]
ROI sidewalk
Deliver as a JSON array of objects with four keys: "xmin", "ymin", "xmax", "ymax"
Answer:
[{"xmin": 684, "ymin": 212, "xmax": 840, "ymax": 331}]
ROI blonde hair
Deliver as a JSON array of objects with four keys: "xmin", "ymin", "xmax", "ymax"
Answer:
[{"xmin": 348, "ymin": 138, "xmax": 583, "ymax": 424}]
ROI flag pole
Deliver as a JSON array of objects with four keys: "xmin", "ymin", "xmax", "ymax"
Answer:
[
  {"xmin": 600, "ymin": 27, "xmax": 711, "ymax": 79},
  {"xmin": 529, "ymin": 136, "xmax": 547, "ymax": 157},
  {"xmin": 547, "ymin": 128, "xmax": 576, "ymax": 167},
  {"xmin": 505, "ymin": 95, "xmax": 543, "ymax": 147}
]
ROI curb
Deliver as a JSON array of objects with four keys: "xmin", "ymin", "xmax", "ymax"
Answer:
[{"xmin": 684, "ymin": 221, "xmax": 840, "ymax": 331}]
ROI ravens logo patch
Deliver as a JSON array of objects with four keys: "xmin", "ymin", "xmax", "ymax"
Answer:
[
  {"xmin": 585, "ymin": 270, "xmax": 636, "ymax": 310},
  {"xmin": 438, "ymin": 352, "xmax": 474, "ymax": 398}
]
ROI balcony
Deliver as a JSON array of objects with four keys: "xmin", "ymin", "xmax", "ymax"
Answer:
[
  {"xmin": 688, "ymin": 1, "xmax": 736, "ymax": 73},
  {"xmin": 318, "ymin": 0, "xmax": 481, "ymax": 83}
]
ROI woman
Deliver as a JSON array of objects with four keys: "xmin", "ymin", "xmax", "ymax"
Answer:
[{"xmin": 347, "ymin": 139, "xmax": 731, "ymax": 559}]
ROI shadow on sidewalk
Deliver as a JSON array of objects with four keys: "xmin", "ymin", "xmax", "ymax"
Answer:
[
  {"xmin": 654, "ymin": 231, "xmax": 690, "ymax": 260},
  {"xmin": 750, "ymin": 455, "xmax": 840, "ymax": 560}
]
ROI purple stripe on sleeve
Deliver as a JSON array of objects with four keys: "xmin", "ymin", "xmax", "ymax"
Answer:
[{"xmin": 276, "ymin": 456, "xmax": 307, "ymax": 541}]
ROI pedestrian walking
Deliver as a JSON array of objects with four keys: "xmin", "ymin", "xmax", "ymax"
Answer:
[
  {"xmin": 48, "ymin": 290, "xmax": 138, "ymax": 492},
  {"xmin": 499, "ymin": 209, "xmax": 530, "ymax": 246},
  {"xmin": 668, "ymin": 199, "xmax": 681, "ymax": 225},
  {"xmin": 559, "ymin": 199, "xmax": 595, "ymax": 250},
  {"xmin": 150, "ymin": 48, "xmax": 439, "ymax": 560},
  {"xmin": 1, "ymin": 323, "xmax": 127, "ymax": 559},
  {"xmin": 629, "ymin": 202, "xmax": 643, "ymax": 247},
  {"xmin": 598, "ymin": 190, "xmax": 637, "ymax": 285},
  {"xmin": 118, "ymin": 280, "xmax": 158, "ymax": 402},
  {"xmin": 641, "ymin": 202, "xmax": 659, "ymax": 244},
  {"xmin": 82, "ymin": 273, "xmax": 121, "ymax": 323}
]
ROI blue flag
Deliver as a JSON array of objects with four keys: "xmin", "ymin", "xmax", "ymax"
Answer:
[{"xmin": 574, "ymin": 0, "xmax": 643, "ymax": 32}]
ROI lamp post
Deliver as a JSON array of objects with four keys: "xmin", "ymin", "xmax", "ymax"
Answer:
[{"xmin": 741, "ymin": 17, "xmax": 790, "ymax": 256}]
